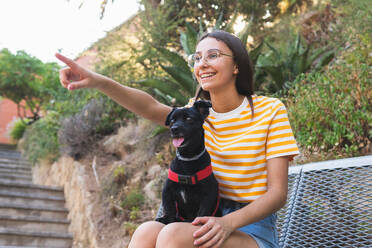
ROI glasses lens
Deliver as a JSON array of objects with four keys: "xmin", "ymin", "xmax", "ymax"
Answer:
[
  {"xmin": 188, "ymin": 54, "xmax": 195, "ymax": 67},
  {"xmin": 207, "ymin": 50, "xmax": 219, "ymax": 61}
]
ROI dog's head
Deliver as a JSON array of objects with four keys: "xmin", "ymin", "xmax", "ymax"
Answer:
[{"xmin": 165, "ymin": 100, "xmax": 212, "ymax": 149}]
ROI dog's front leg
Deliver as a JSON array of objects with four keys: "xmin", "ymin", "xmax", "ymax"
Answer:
[
  {"xmin": 156, "ymin": 182, "xmax": 178, "ymax": 224},
  {"xmin": 197, "ymin": 186, "xmax": 220, "ymax": 217}
]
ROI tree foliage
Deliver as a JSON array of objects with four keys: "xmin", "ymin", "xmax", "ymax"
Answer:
[{"xmin": 0, "ymin": 49, "xmax": 61, "ymax": 122}]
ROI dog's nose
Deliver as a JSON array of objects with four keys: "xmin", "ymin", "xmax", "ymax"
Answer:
[{"xmin": 171, "ymin": 126, "xmax": 179, "ymax": 135}]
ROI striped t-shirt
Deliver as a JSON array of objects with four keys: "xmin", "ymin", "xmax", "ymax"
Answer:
[{"xmin": 200, "ymin": 95, "xmax": 299, "ymax": 203}]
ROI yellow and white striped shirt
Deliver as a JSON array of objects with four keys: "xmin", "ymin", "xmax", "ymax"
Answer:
[{"xmin": 201, "ymin": 95, "xmax": 299, "ymax": 203}]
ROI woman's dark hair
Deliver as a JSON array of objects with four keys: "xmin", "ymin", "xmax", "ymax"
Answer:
[{"xmin": 194, "ymin": 30, "xmax": 255, "ymax": 116}]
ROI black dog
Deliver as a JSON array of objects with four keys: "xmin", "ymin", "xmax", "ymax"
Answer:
[{"xmin": 155, "ymin": 100, "xmax": 220, "ymax": 224}]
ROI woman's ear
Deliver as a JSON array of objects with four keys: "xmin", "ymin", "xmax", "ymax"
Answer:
[{"xmin": 233, "ymin": 65, "xmax": 239, "ymax": 75}]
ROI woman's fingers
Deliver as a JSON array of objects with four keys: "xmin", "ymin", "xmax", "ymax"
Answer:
[
  {"xmin": 55, "ymin": 53, "xmax": 80, "ymax": 71},
  {"xmin": 58, "ymin": 67, "xmax": 70, "ymax": 88},
  {"xmin": 192, "ymin": 217, "xmax": 232, "ymax": 248},
  {"xmin": 67, "ymin": 78, "xmax": 90, "ymax": 91},
  {"xmin": 194, "ymin": 225, "xmax": 221, "ymax": 247},
  {"xmin": 192, "ymin": 217, "xmax": 211, "ymax": 238},
  {"xmin": 55, "ymin": 53, "xmax": 94, "ymax": 90}
]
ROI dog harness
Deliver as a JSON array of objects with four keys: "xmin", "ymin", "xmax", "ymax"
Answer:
[
  {"xmin": 168, "ymin": 164, "xmax": 220, "ymax": 220},
  {"xmin": 168, "ymin": 164, "xmax": 213, "ymax": 185}
]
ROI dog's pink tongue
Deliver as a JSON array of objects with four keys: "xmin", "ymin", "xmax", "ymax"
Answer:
[{"xmin": 172, "ymin": 138, "xmax": 184, "ymax": 148}]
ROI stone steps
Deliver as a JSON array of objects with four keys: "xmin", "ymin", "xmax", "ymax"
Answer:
[
  {"xmin": 0, "ymin": 165, "xmax": 32, "ymax": 175},
  {"xmin": 0, "ymin": 175, "xmax": 32, "ymax": 183},
  {"xmin": 0, "ymin": 228, "xmax": 73, "ymax": 247},
  {"xmin": 0, "ymin": 148, "xmax": 73, "ymax": 247},
  {"xmin": 0, "ymin": 203, "xmax": 69, "ymax": 219},
  {"xmin": 0, "ymin": 215, "xmax": 70, "ymax": 233},
  {"xmin": 0, "ymin": 160, "xmax": 30, "ymax": 167},
  {"xmin": 0, "ymin": 180, "xmax": 65, "ymax": 198}
]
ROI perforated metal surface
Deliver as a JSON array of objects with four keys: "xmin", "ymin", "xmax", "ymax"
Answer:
[{"xmin": 277, "ymin": 156, "xmax": 372, "ymax": 248}]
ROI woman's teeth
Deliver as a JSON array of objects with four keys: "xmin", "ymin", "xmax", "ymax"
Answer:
[{"xmin": 200, "ymin": 73, "xmax": 216, "ymax": 79}]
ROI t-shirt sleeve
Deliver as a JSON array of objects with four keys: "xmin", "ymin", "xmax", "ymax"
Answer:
[{"xmin": 266, "ymin": 99, "xmax": 300, "ymax": 161}]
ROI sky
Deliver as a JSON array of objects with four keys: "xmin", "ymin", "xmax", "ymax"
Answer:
[{"xmin": 0, "ymin": 0, "xmax": 140, "ymax": 65}]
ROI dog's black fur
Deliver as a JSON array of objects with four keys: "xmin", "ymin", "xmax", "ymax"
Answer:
[{"xmin": 155, "ymin": 100, "xmax": 220, "ymax": 224}]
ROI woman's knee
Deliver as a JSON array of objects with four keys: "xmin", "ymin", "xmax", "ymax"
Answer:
[
  {"xmin": 156, "ymin": 223, "xmax": 195, "ymax": 248},
  {"xmin": 129, "ymin": 221, "xmax": 164, "ymax": 248}
]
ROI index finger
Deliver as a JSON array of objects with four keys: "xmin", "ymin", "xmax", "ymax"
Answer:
[{"xmin": 55, "ymin": 53, "xmax": 79, "ymax": 70}]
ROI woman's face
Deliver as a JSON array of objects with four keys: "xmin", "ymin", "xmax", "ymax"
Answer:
[{"xmin": 194, "ymin": 37, "xmax": 238, "ymax": 94}]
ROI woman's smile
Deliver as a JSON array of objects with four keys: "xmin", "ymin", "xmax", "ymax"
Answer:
[{"xmin": 199, "ymin": 71, "xmax": 217, "ymax": 82}]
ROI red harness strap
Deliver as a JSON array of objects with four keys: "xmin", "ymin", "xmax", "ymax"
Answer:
[{"xmin": 168, "ymin": 165, "xmax": 213, "ymax": 184}]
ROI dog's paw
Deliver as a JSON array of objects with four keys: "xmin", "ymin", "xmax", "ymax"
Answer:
[
  {"xmin": 155, "ymin": 216, "xmax": 176, "ymax": 225},
  {"xmin": 155, "ymin": 217, "xmax": 167, "ymax": 224}
]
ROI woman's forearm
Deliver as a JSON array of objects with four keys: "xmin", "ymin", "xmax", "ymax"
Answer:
[
  {"xmin": 224, "ymin": 189, "xmax": 287, "ymax": 230},
  {"xmin": 96, "ymin": 75, "xmax": 172, "ymax": 126}
]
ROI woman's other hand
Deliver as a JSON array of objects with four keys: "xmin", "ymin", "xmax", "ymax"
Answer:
[
  {"xmin": 55, "ymin": 53, "xmax": 102, "ymax": 91},
  {"xmin": 192, "ymin": 216, "xmax": 234, "ymax": 247}
]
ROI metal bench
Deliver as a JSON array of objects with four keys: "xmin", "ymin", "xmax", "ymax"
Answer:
[{"xmin": 277, "ymin": 155, "xmax": 372, "ymax": 247}]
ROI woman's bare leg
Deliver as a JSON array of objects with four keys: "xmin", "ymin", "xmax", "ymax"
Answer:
[
  {"xmin": 128, "ymin": 221, "xmax": 165, "ymax": 248},
  {"xmin": 155, "ymin": 222, "xmax": 258, "ymax": 248}
]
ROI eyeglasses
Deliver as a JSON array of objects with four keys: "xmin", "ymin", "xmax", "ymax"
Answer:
[{"xmin": 188, "ymin": 49, "xmax": 233, "ymax": 67}]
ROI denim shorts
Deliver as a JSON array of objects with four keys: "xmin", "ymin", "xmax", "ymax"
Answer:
[{"xmin": 219, "ymin": 198, "xmax": 279, "ymax": 248}]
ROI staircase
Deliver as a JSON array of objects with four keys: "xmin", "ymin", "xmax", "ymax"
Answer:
[{"xmin": 0, "ymin": 147, "xmax": 73, "ymax": 248}]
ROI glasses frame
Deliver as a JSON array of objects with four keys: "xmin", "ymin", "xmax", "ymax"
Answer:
[{"xmin": 188, "ymin": 49, "xmax": 233, "ymax": 68}]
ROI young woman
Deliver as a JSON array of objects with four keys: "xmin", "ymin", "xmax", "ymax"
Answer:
[{"xmin": 56, "ymin": 30, "xmax": 299, "ymax": 248}]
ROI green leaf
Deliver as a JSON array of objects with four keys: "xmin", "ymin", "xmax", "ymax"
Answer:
[
  {"xmin": 264, "ymin": 41, "xmax": 281, "ymax": 61},
  {"xmin": 224, "ymin": 11, "xmax": 238, "ymax": 33},
  {"xmin": 214, "ymin": 11, "xmax": 224, "ymax": 30},
  {"xmin": 137, "ymin": 78, "xmax": 187, "ymax": 105},
  {"xmin": 156, "ymin": 47, "xmax": 190, "ymax": 74},
  {"xmin": 160, "ymin": 65, "xmax": 195, "ymax": 95},
  {"xmin": 249, "ymin": 40, "xmax": 264, "ymax": 65},
  {"xmin": 315, "ymin": 50, "xmax": 335, "ymax": 70},
  {"xmin": 180, "ymin": 23, "xmax": 198, "ymax": 56},
  {"xmin": 257, "ymin": 65, "xmax": 284, "ymax": 87},
  {"xmin": 238, "ymin": 22, "xmax": 251, "ymax": 47}
]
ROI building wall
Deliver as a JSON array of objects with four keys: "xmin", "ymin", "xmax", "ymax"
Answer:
[{"xmin": 0, "ymin": 98, "xmax": 18, "ymax": 144}]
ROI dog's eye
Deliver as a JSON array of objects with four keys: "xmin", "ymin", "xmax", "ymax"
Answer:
[{"xmin": 186, "ymin": 117, "xmax": 192, "ymax": 121}]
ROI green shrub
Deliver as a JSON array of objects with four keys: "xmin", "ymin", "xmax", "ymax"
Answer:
[
  {"xmin": 120, "ymin": 189, "xmax": 145, "ymax": 210},
  {"xmin": 286, "ymin": 53, "xmax": 371, "ymax": 157},
  {"xmin": 113, "ymin": 166, "xmax": 126, "ymax": 184},
  {"xmin": 58, "ymin": 97, "xmax": 132, "ymax": 160},
  {"xmin": 129, "ymin": 207, "xmax": 140, "ymax": 221},
  {"xmin": 284, "ymin": 0, "xmax": 372, "ymax": 158},
  {"xmin": 22, "ymin": 111, "xmax": 61, "ymax": 165},
  {"xmin": 122, "ymin": 222, "xmax": 139, "ymax": 236},
  {"xmin": 58, "ymin": 99, "xmax": 105, "ymax": 159},
  {"xmin": 9, "ymin": 119, "xmax": 28, "ymax": 141}
]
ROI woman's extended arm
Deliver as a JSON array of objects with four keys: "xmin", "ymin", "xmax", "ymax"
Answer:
[
  {"xmin": 55, "ymin": 53, "xmax": 172, "ymax": 126},
  {"xmin": 192, "ymin": 156, "xmax": 289, "ymax": 247}
]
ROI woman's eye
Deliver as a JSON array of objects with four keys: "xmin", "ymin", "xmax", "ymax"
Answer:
[{"xmin": 208, "ymin": 53, "xmax": 218, "ymax": 59}]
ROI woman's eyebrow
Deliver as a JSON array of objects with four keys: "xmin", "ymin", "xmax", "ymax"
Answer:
[{"xmin": 195, "ymin": 48, "xmax": 219, "ymax": 54}]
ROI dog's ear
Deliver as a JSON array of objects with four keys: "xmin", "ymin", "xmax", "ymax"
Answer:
[
  {"xmin": 165, "ymin": 108, "xmax": 177, "ymax": 126},
  {"xmin": 193, "ymin": 100, "xmax": 212, "ymax": 120}
]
